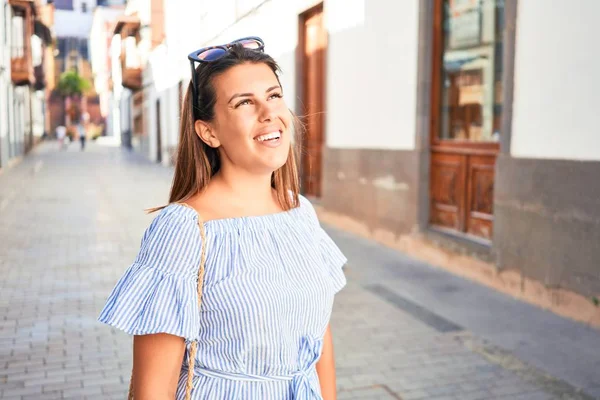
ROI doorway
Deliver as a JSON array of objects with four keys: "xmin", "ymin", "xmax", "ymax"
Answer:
[
  {"xmin": 429, "ymin": 0, "xmax": 505, "ymax": 242},
  {"xmin": 299, "ymin": 3, "xmax": 326, "ymax": 198}
]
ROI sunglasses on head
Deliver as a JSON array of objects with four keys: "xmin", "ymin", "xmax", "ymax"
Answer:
[{"xmin": 187, "ymin": 36, "xmax": 265, "ymax": 118}]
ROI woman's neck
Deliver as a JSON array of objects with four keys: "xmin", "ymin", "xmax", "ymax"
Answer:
[
  {"xmin": 207, "ymin": 168, "xmax": 280, "ymax": 213},
  {"xmin": 218, "ymin": 173, "xmax": 272, "ymax": 199}
]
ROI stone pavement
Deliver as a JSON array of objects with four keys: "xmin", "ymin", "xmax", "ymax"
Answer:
[{"xmin": 0, "ymin": 141, "xmax": 598, "ymax": 400}]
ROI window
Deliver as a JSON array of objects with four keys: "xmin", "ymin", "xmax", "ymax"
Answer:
[
  {"xmin": 53, "ymin": 0, "xmax": 74, "ymax": 11},
  {"xmin": 11, "ymin": 9, "xmax": 25, "ymax": 58},
  {"xmin": 81, "ymin": 2, "xmax": 87, "ymax": 13},
  {"xmin": 437, "ymin": 0, "xmax": 504, "ymax": 142}
]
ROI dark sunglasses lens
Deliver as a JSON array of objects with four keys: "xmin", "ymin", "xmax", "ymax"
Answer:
[
  {"xmin": 198, "ymin": 48, "xmax": 227, "ymax": 61},
  {"xmin": 236, "ymin": 39, "xmax": 262, "ymax": 50}
]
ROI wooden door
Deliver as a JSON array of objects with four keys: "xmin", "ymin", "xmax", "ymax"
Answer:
[
  {"xmin": 429, "ymin": 0, "xmax": 504, "ymax": 242},
  {"xmin": 300, "ymin": 4, "xmax": 326, "ymax": 197}
]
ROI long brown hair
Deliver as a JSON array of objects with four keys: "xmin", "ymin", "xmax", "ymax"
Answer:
[{"xmin": 149, "ymin": 45, "xmax": 301, "ymax": 213}]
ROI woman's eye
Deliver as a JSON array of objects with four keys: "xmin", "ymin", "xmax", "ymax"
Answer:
[
  {"xmin": 235, "ymin": 99, "xmax": 252, "ymax": 108},
  {"xmin": 269, "ymin": 93, "xmax": 283, "ymax": 100}
]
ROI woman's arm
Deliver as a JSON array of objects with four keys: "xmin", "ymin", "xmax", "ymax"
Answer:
[
  {"xmin": 316, "ymin": 324, "xmax": 338, "ymax": 400},
  {"xmin": 132, "ymin": 333, "xmax": 186, "ymax": 399}
]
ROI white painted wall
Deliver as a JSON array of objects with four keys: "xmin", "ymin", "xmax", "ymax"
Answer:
[
  {"xmin": 0, "ymin": 1, "xmax": 32, "ymax": 164},
  {"xmin": 326, "ymin": 0, "xmax": 419, "ymax": 150},
  {"xmin": 111, "ymin": 34, "xmax": 124, "ymax": 141},
  {"xmin": 90, "ymin": 7, "xmax": 123, "ymax": 127},
  {"xmin": 90, "ymin": 7, "xmax": 123, "ymax": 91},
  {"xmin": 124, "ymin": 0, "xmax": 151, "ymax": 71},
  {"xmin": 0, "ymin": 0, "xmax": 12, "ymax": 165},
  {"xmin": 511, "ymin": 0, "xmax": 600, "ymax": 161}
]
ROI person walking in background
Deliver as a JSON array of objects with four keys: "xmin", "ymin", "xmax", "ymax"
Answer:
[
  {"xmin": 55, "ymin": 125, "xmax": 67, "ymax": 150},
  {"xmin": 98, "ymin": 37, "xmax": 346, "ymax": 399},
  {"xmin": 77, "ymin": 122, "xmax": 86, "ymax": 151}
]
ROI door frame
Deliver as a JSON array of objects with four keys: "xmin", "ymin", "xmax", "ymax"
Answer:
[
  {"xmin": 414, "ymin": 0, "xmax": 518, "ymax": 249},
  {"xmin": 296, "ymin": 1, "xmax": 326, "ymax": 198}
]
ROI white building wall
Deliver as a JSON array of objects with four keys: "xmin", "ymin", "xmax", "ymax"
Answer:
[
  {"xmin": 90, "ymin": 7, "xmax": 124, "ymax": 136},
  {"xmin": 0, "ymin": 1, "xmax": 28, "ymax": 164},
  {"xmin": 13, "ymin": 86, "xmax": 26, "ymax": 155},
  {"xmin": 125, "ymin": 0, "xmax": 151, "ymax": 69},
  {"xmin": 511, "ymin": 0, "xmax": 600, "ymax": 161},
  {"xmin": 1, "ymin": 0, "xmax": 55, "ymax": 165},
  {"xmin": 110, "ymin": 34, "xmax": 122, "ymax": 140},
  {"xmin": 150, "ymin": 82, "xmax": 180, "ymax": 165},
  {"xmin": 326, "ymin": 0, "xmax": 419, "ymax": 150},
  {"xmin": 0, "ymin": 0, "xmax": 10, "ymax": 166},
  {"xmin": 32, "ymin": 90, "xmax": 44, "ymax": 137},
  {"xmin": 165, "ymin": 84, "xmax": 180, "ymax": 156}
]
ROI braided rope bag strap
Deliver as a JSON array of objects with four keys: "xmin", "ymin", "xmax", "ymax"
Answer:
[{"xmin": 127, "ymin": 207, "xmax": 207, "ymax": 400}]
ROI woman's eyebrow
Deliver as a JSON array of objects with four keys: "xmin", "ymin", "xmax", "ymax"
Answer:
[
  {"xmin": 228, "ymin": 92, "xmax": 252, "ymax": 103},
  {"xmin": 228, "ymin": 86, "xmax": 282, "ymax": 104}
]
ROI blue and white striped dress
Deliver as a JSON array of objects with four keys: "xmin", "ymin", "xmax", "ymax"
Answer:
[{"xmin": 98, "ymin": 195, "xmax": 347, "ymax": 399}]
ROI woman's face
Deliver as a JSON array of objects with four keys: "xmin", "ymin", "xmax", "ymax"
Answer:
[{"xmin": 199, "ymin": 62, "xmax": 292, "ymax": 176}]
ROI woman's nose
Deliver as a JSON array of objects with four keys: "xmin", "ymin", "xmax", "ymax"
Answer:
[{"xmin": 258, "ymin": 103, "xmax": 276, "ymax": 122}]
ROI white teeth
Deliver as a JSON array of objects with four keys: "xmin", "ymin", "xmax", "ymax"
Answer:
[{"xmin": 255, "ymin": 131, "xmax": 281, "ymax": 142}]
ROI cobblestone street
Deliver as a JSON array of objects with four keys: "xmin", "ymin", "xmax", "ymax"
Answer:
[{"xmin": 1, "ymin": 141, "xmax": 599, "ymax": 400}]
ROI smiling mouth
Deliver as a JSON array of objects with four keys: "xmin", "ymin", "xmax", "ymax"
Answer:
[{"xmin": 254, "ymin": 131, "xmax": 282, "ymax": 142}]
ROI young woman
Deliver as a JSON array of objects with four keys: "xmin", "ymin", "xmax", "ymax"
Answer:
[{"xmin": 99, "ymin": 37, "xmax": 347, "ymax": 400}]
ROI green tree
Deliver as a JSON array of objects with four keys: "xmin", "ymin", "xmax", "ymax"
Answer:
[
  {"xmin": 57, "ymin": 70, "xmax": 91, "ymax": 124},
  {"xmin": 57, "ymin": 70, "xmax": 91, "ymax": 97}
]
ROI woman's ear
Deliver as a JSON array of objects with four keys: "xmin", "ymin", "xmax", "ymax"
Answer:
[{"xmin": 194, "ymin": 120, "xmax": 221, "ymax": 148}]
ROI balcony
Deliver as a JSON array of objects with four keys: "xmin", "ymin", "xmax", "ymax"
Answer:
[
  {"xmin": 114, "ymin": 16, "xmax": 142, "ymax": 91},
  {"xmin": 11, "ymin": 52, "xmax": 34, "ymax": 86},
  {"xmin": 121, "ymin": 66, "xmax": 142, "ymax": 91},
  {"xmin": 9, "ymin": 0, "xmax": 36, "ymax": 86}
]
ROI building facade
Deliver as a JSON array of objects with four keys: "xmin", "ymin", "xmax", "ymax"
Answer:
[
  {"xmin": 108, "ymin": 0, "xmax": 600, "ymax": 316},
  {"xmin": 89, "ymin": 4, "xmax": 124, "ymax": 137},
  {"xmin": 0, "ymin": 0, "xmax": 53, "ymax": 170},
  {"xmin": 109, "ymin": 0, "xmax": 170, "ymax": 157}
]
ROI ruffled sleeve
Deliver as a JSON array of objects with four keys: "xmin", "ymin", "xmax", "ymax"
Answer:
[
  {"xmin": 300, "ymin": 195, "xmax": 348, "ymax": 294},
  {"xmin": 98, "ymin": 205, "xmax": 203, "ymax": 340},
  {"xmin": 318, "ymin": 226, "xmax": 348, "ymax": 293}
]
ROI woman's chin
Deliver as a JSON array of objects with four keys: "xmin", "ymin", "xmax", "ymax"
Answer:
[
  {"xmin": 261, "ymin": 150, "xmax": 290, "ymax": 173},
  {"xmin": 264, "ymin": 160, "xmax": 288, "ymax": 175}
]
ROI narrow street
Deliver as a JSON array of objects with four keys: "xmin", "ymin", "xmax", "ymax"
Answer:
[{"xmin": 1, "ymin": 141, "xmax": 599, "ymax": 400}]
